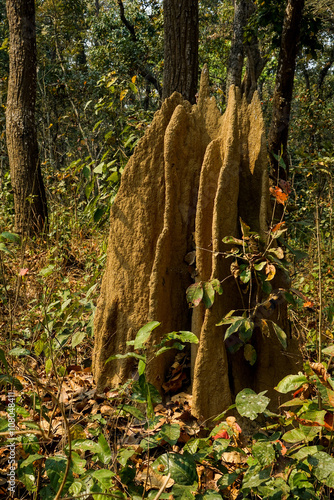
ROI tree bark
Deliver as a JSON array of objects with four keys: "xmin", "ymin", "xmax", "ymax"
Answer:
[
  {"xmin": 226, "ymin": 0, "xmax": 254, "ymax": 91},
  {"xmin": 162, "ymin": 0, "xmax": 198, "ymax": 104},
  {"xmin": 6, "ymin": 0, "xmax": 48, "ymax": 235},
  {"xmin": 267, "ymin": 0, "xmax": 305, "ymax": 180}
]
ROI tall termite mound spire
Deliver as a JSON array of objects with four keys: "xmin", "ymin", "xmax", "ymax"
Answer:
[{"xmin": 93, "ymin": 67, "xmax": 301, "ymax": 420}]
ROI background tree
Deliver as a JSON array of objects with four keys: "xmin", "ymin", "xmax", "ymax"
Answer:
[
  {"xmin": 162, "ymin": 0, "xmax": 199, "ymax": 103},
  {"xmin": 6, "ymin": 0, "xmax": 47, "ymax": 234},
  {"xmin": 267, "ymin": 0, "xmax": 305, "ymax": 180}
]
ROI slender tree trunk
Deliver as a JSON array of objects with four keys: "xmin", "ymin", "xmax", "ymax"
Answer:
[
  {"xmin": 6, "ymin": 0, "xmax": 48, "ymax": 235},
  {"xmin": 268, "ymin": 0, "xmax": 305, "ymax": 180},
  {"xmin": 226, "ymin": 0, "xmax": 254, "ymax": 91},
  {"xmin": 162, "ymin": 0, "xmax": 198, "ymax": 104}
]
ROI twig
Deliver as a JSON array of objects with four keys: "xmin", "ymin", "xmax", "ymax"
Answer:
[{"xmin": 152, "ymin": 472, "xmax": 172, "ymax": 500}]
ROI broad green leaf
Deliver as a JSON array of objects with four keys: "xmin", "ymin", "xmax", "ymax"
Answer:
[
  {"xmin": 177, "ymin": 331, "xmax": 199, "ymax": 344},
  {"xmin": 322, "ymin": 345, "xmax": 334, "ymax": 357},
  {"xmin": 93, "ymin": 162, "xmax": 104, "ymax": 174},
  {"xmin": 186, "ymin": 282, "xmax": 203, "ymax": 308},
  {"xmin": 158, "ymin": 423, "xmax": 181, "ymax": 445},
  {"xmin": 254, "ymin": 261, "xmax": 266, "ymax": 271},
  {"xmin": 0, "ymin": 242, "xmax": 14, "ymax": 256},
  {"xmin": 239, "ymin": 319, "xmax": 254, "ymax": 342},
  {"xmin": 118, "ymin": 404, "xmax": 145, "ymax": 421},
  {"xmin": 216, "ymin": 315, "xmax": 243, "ymax": 327},
  {"xmin": 20, "ymin": 454, "xmax": 44, "ymax": 468},
  {"xmin": 241, "ymin": 468, "xmax": 271, "ymax": 490},
  {"xmin": 252, "ymin": 441, "xmax": 275, "ymax": 466},
  {"xmin": 45, "ymin": 358, "xmax": 52, "ymax": 374},
  {"xmin": 203, "ymin": 281, "xmax": 215, "ymax": 308},
  {"xmin": 153, "ymin": 453, "xmax": 197, "ymax": 485},
  {"xmin": 70, "ymin": 452, "xmax": 86, "ymax": 475},
  {"xmin": 244, "ymin": 344, "xmax": 257, "ymax": 365},
  {"xmin": 308, "ymin": 451, "xmax": 334, "ymax": 486},
  {"xmin": 235, "ymin": 388, "xmax": 270, "ymax": 420},
  {"xmin": 271, "ymin": 322, "xmax": 287, "ymax": 348},
  {"xmin": 222, "ymin": 236, "xmax": 243, "ymax": 245},
  {"xmin": 39, "ymin": 265, "xmax": 55, "ymax": 277},
  {"xmin": 96, "ymin": 433, "xmax": 112, "ymax": 463},
  {"xmin": 9, "ymin": 347, "xmax": 30, "ymax": 357},
  {"xmin": 0, "ymin": 231, "xmax": 20, "ymax": 244},
  {"xmin": 282, "ymin": 427, "xmax": 316, "ymax": 443},
  {"xmin": 291, "ymin": 445, "xmax": 324, "ymax": 461},
  {"xmin": 72, "ymin": 331, "xmax": 86, "ymax": 348},
  {"xmin": 106, "ymin": 352, "xmax": 145, "ymax": 364},
  {"xmin": 224, "ymin": 319, "xmax": 245, "ymax": 340},
  {"xmin": 134, "ymin": 321, "xmax": 160, "ymax": 350},
  {"xmin": 275, "ymin": 374, "xmax": 308, "ymax": 394},
  {"xmin": 210, "ymin": 278, "xmax": 223, "ymax": 295},
  {"xmin": 117, "ymin": 447, "xmax": 136, "ymax": 466},
  {"xmin": 240, "ymin": 267, "xmax": 251, "ymax": 283},
  {"xmin": 93, "ymin": 207, "xmax": 105, "ymax": 223},
  {"xmin": 218, "ymin": 472, "xmax": 239, "ymax": 489}
]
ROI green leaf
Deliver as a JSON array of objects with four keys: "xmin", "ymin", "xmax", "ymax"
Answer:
[
  {"xmin": 93, "ymin": 207, "xmax": 106, "ymax": 223},
  {"xmin": 222, "ymin": 236, "xmax": 244, "ymax": 245},
  {"xmin": 291, "ymin": 445, "xmax": 323, "ymax": 461},
  {"xmin": 271, "ymin": 322, "xmax": 287, "ymax": 349},
  {"xmin": 218, "ymin": 472, "xmax": 240, "ymax": 490},
  {"xmin": 0, "ymin": 348, "xmax": 8, "ymax": 373},
  {"xmin": 275, "ymin": 374, "xmax": 308, "ymax": 394},
  {"xmin": 39, "ymin": 265, "xmax": 55, "ymax": 277},
  {"xmin": 117, "ymin": 447, "xmax": 136, "ymax": 466},
  {"xmin": 72, "ymin": 331, "xmax": 86, "ymax": 348},
  {"xmin": 322, "ymin": 345, "xmax": 334, "ymax": 357},
  {"xmin": 216, "ymin": 315, "xmax": 243, "ymax": 327},
  {"xmin": 235, "ymin": 388, "xmax": 270, "ymax": 420},
  {"xmin": 254, "ymin": 261, "xmax": 266, "ymax": 271},
  {"xmin": 106, "ymin": 352, "xmax": 145, "ymax": 364},
  {"xmin": 90, "ymin": 468, "xmax": 115, "ymax": 488},
  {"xmin": 308, "ymin": 451, "xmax": 334, "ymax": 486},
  {"xmin": 45, "ymin": 358, "xmax": 52, "ymax": 374},
  {"xmin": 283, "ymin": 427, "xmax": 318, "ymax": 444},
  {"xmin": 20, "ymin": 453, "xmax": 44, "ymax": 468},
  {"xmin": 118, "ymin": 405, "xmax": 145, "ymax": 421},
  {"xmin": 240, "ymin": 267, "xmax": 251, "ymax": 283},
  {"xmin": 134, "ymin": 321, "xmax": 160, "ymax": 350},
  {"xmin": 153, "ymin": 453, "xmax": 197, "ymax": 485},
  {"xmin": 0, "ymin": 242, "xmax": 14, "ymax": 256},
  {"xmin": 252, "ymin": 441, "xmax": 275, "ymax": 466},
  {"xmin": 244, "ymin": 344, "xmax": 257, "ymax": 365},
  {"xmin": 210, "ymin": 278, "xmax": 223, "ymax": 295},
  {"xmin": 267, "ymin": 247, "xmax": 284, "ymax": 259},
  {"xmin": 70, "ymin": 452, "xmax": 86, "ymax": 475},
  {"xmin": 203, "ymin": 281, "xmax": 215, "ymax": 308},
  {"xmin": 93, "ymin": 162, "xmax": 104, "ymax": 174},
  {"xmin": 186, "ymin": 282, "xmax": 203, "ymax": 308},
  {"xmin": 177, "ymin": 331, "xmax": 199, "ymax": 344},
  {"xmin": 224, "ymin": 318, "xmax": 245, "ymax": 340},
  {"xmin": 0, "ymin": 231, "xmax": 20, "ymax": 244},
  {"xmin": 242, "ymin": 468, "xmax": 271, "ymax": 490},
  {"xmin": 9, "ymin": 347, "xmax": 30, "ymax": 357},
  {"xmin": 158, "ymin": 423, "xmax": 181, "ymax": 445}
]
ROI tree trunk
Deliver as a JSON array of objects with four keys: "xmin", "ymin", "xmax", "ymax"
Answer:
[
  {"xmin": 162, "ymin": 0, "xmax": 198, "ymax": 104},
  {"xmin": 267, "ymin": 0, "xmax": 305, "ymax": 180},
  {"xmin": 6, "ymin": 0, "xmax": 48, "ymax": 235},
  {"xmin": 226, "ymin": 0, "xmax": 254, "ymax": 91}
]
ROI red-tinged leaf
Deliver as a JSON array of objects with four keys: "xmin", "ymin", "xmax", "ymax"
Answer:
[
  {"xmin": 186, "ymin": 282, "xmax": 203, "ymax": 308},
  {"xmin": 271, "ymin": 222, "xmax": 285, "ymax": 233},
  {"xmin": 210, "ymin": 278, "xmax": 223, "ymax": 295},
  {"xmin": 213, "ymin": 429, "xmax": 229, "ymax": 440},
  {"xmin": 324, "ymin": 412, "xmax": 334, "ymax": 431},
  {"xmin": 275, "ymin": 440, "xmax": 287, "ymax": 455},
  {"xmin": 278, "ymin": 179, "xmax": 292, "ymax": 194},
  {"xmin": 19, "ymin": 268, "xmax": 29, "ymax": 276},
  {"xmin": 261, "ymin": 319, "xmax": 270, "ymax": 337},
  {"xmin": 269, "ymin": 186, "xmax": 288, "ymax": 205}
]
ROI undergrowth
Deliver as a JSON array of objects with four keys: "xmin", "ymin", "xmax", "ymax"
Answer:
[{"xmin": 1, "ymin": 160, "xmax": 334, "ymax": 499}]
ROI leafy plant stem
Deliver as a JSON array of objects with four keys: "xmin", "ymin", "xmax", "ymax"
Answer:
[{"xmin": 315, "ymin": 198, "xmax": 323, "ymax": 411}]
